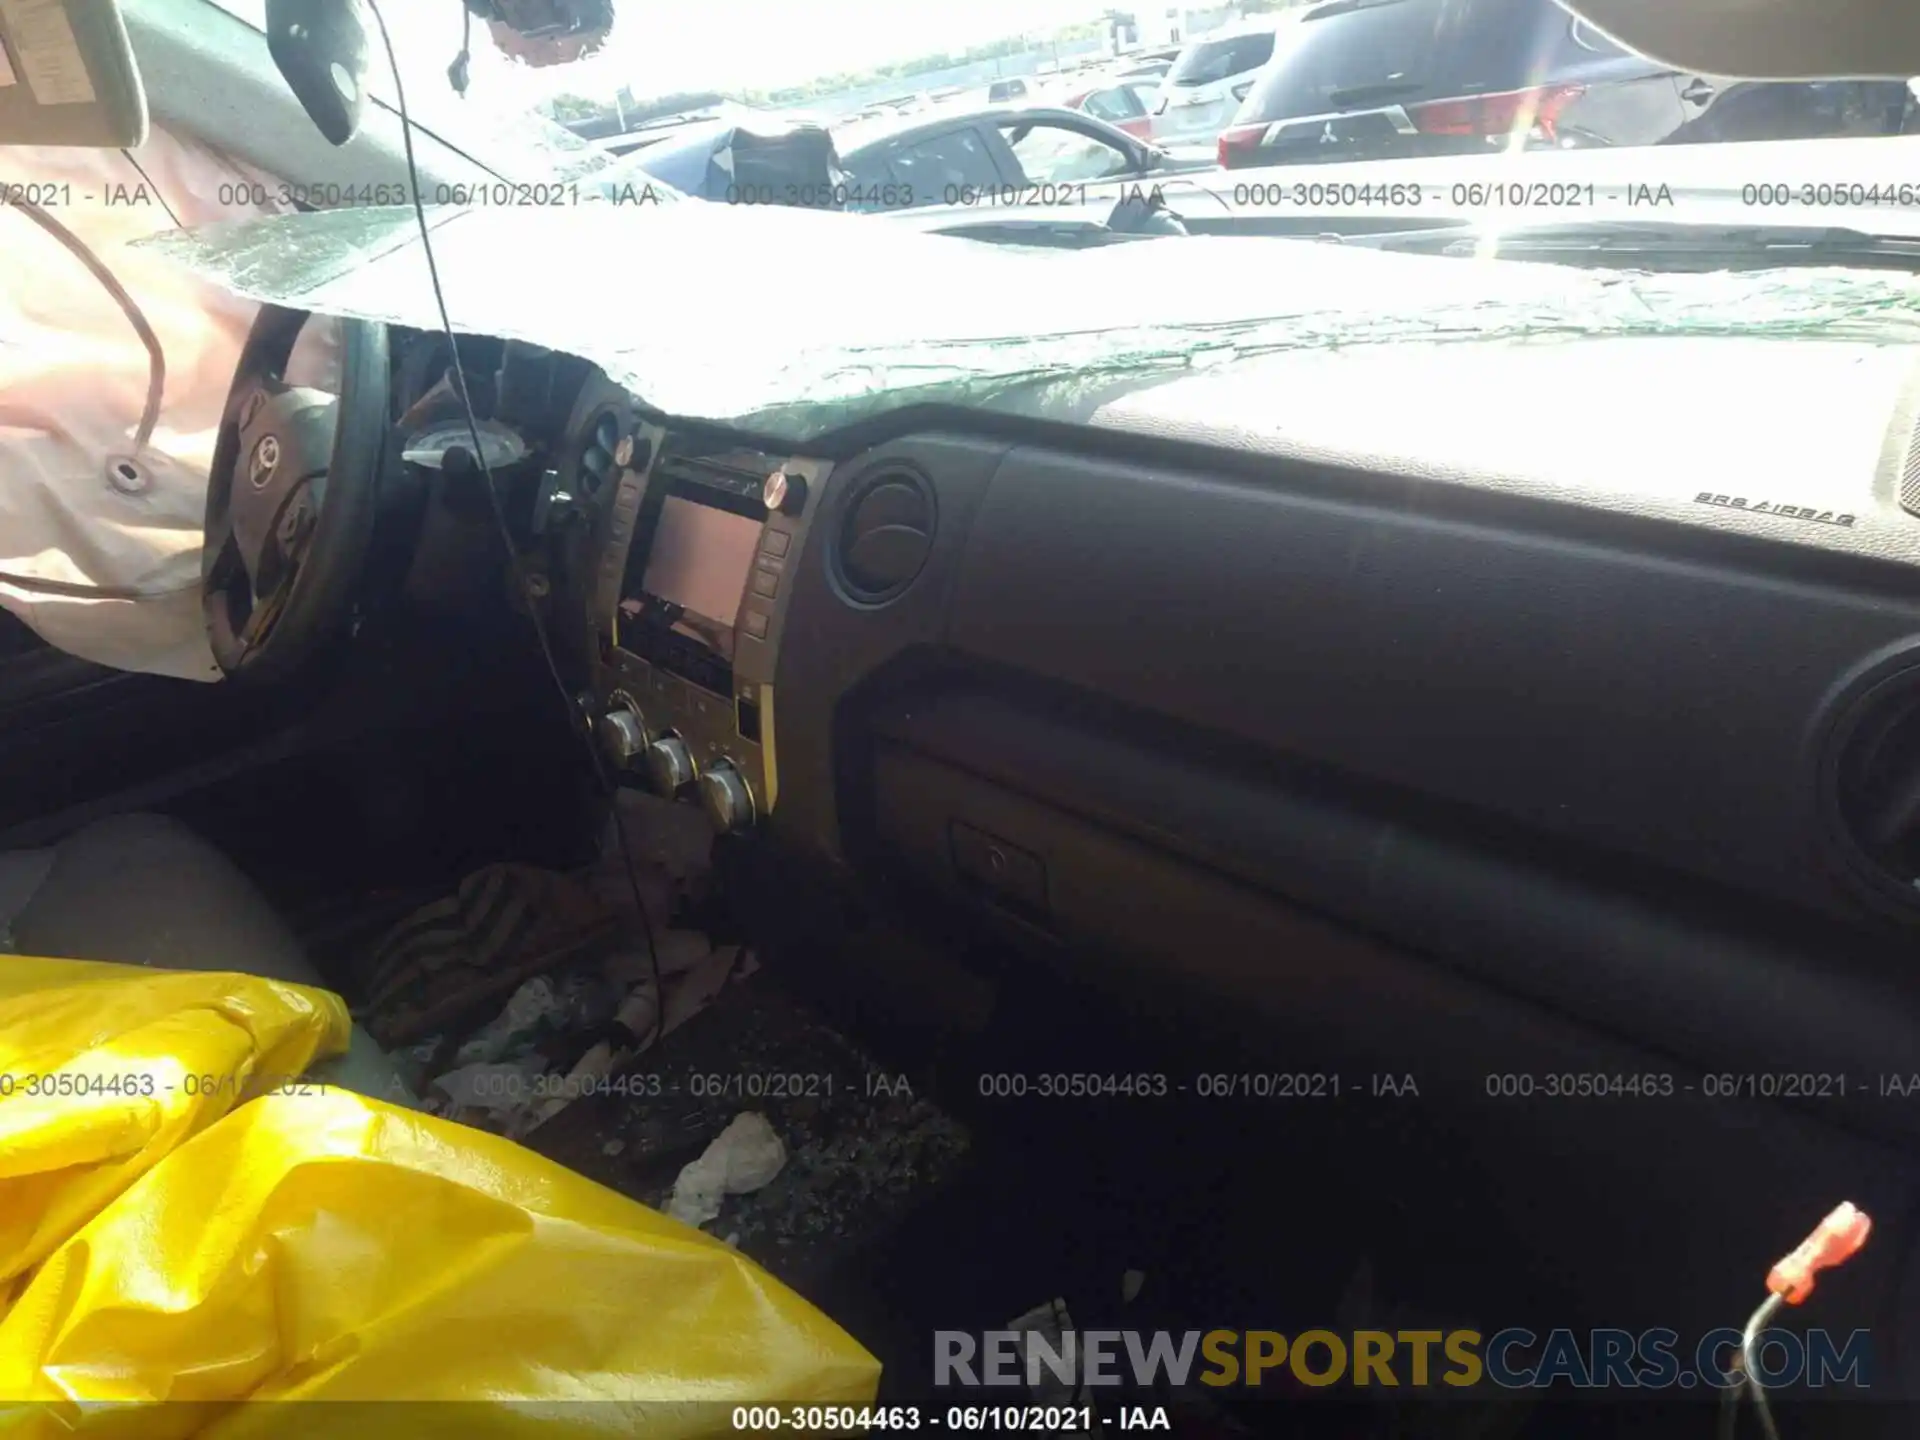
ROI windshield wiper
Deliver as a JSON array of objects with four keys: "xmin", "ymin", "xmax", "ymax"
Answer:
[{"xmin": 1413, "ymin": 222, "xmax": 1920, "ymax": 270}]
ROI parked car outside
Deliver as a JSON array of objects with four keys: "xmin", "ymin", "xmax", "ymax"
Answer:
[
  {"xmin": 1215, "ymin": 0, "xmax": 1916, "ymax": 169},
  {"xmin": 838, "ymin": 105, "xmax": 1214, "ymax": 211},
  {"xmin": 1150, "ymin": 17, "xmax": 1296, "ymax": 144},
  {"xmin": 1063, "ymin": 79, "xmax": 1162, "ymax": 140},
  {"xmin": 601, "ymin": 112, "xmax": 845, "ymax": 204}
]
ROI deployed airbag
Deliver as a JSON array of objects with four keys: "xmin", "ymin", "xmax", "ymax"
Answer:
[{"xmin": 0, "ymin": 125, "xmax": 336, "ymax": 679}]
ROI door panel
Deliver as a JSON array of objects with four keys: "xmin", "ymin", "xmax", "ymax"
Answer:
[{"xmin": 0, "ymin": 611, "xmax": 303, "ymax": 837}]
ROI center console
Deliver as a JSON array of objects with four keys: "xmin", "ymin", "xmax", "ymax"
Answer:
[{"xmin": 587, "ymin": 419, "xmax": 830, "ymax": 835}]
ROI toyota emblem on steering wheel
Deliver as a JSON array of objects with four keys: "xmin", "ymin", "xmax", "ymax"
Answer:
[{"xmin": 248, "ymin": 435, "xmax": 281, "ymax": 489}]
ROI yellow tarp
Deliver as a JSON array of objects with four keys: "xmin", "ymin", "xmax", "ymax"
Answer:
[
  {"xmin": 0, "ymin": 958, "xmax": 881, "ymax": 1437},
  {"xmin": 0, "ymin": 956, "xmax": 354, "ymax": 1290}
]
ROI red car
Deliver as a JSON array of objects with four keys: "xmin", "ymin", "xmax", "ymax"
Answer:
[{"xmin": 1063, "ymin": 79, "xmax": 1160, "ymax": 140}]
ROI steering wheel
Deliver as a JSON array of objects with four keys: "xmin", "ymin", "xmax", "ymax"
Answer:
[{"xmin": 203, "ymin": 305, "xmax": 390, "ymax": 680}]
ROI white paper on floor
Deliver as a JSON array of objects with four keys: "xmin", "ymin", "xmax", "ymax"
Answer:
[
  {"xmin": 666, "ymin": 1110, "xmax": 789, "ymax": 1228},
  {"xmin": 432, "ymin": 1053, "xmax": 550, "ymax": 1115},
  {"xmin": 509, "ymin": 946, "xmax": 759, "ymax": 1137}
]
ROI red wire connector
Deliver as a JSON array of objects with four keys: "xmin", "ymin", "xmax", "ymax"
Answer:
[{"xmin": 1765, "ymin": 1202, "xmax": 1872, "ymax": 1306}]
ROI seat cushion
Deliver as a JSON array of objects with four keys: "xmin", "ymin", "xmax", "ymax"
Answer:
[{"xmin": 6, "ymin": 814, "xmax": 412, "ymax": 1103}]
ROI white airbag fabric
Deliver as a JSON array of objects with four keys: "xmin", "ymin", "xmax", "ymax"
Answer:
[{"xmin": 0, "ymin": 124, "xmax": 332, "ymax": 679}]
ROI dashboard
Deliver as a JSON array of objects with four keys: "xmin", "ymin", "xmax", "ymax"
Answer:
[
  {"xmin": 544, "ymin": 332, "xmax": 1920, "ymax": 1336},
  {"xmin": 571, "ymin": 335, "xmax": 1920, "ymax": 923}
]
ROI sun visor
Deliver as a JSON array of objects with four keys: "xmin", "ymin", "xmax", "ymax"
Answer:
[{"xmin": 1559, "ymin": 0, "xmax": 1920, "ymax": 79}]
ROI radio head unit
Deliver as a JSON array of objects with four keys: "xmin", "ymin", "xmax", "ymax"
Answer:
[
  {"xmin": 592, "ymin": 430, "xmax": 827, "ymax": 836},
  {"xmin": 616, "ymin": 482, "xmax": 766, "ymax": 696}
]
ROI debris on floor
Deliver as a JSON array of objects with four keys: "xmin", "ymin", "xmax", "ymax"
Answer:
[
  {"xmin": 403, "ymin": 933, "xmax": 757, "ymax": 1138},
  {"xmin": 431, "ymin": 1053, "xmax": 550, "ymax": 1115},
  {"xmin": 348, "ymin": 790, "xmax": 971, "ymax": 1288},
  {"xmin": 541, "ymin": 979, "xmax": 971, "ymax": 1288},
  {"xmin": 666, "ymin": 1111, "xmax": 788, "ymax": 1227},
  {"xmin": 453, "ymin": 975, "xmax": 565, "ymax": 1065},
  {"xmin": 356, "ymin": 862, "xmax": 622, "ymax": 1049}
]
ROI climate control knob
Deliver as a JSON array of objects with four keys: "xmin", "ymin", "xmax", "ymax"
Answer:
[
  {"xmin": 699, "ymin": 759, "xmax": 756, "ymax": 834},
  {"xmin": 645, "ymin": 735, "xmax": 698, "ymax": 798},
  {"xmin": 595, "ymin": 708, "xmax": 647, "ymax": 769}
]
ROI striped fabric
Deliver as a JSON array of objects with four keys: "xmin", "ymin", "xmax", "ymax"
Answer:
[{"xmin": 359, "ymin": 863, "xmax": 618, "ymax": 1047}]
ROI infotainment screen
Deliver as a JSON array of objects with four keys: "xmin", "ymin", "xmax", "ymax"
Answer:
[{"xmin": 619, "ymin": 494, "xmax": 763, "ymax": 664}]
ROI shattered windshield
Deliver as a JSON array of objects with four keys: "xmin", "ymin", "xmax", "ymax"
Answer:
[
  {"xmin": 156, "ymin": 0, "xmax": 1920, "ymax": 443},
  {"xmin": 143, "ymin": 200, "xmax": 1920, "ymax": 444}
]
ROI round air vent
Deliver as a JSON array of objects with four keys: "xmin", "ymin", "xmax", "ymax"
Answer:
[
  {"xmin": 576, "ymin": 410, "xmax": 622, "ymax": 497},
  {"xmin": 1825, "ymin": 657, "xmax": 1920, "ymax": 912},
  {"xmin": 835, "ymin": 468, "xmax": 936, "ymax": 604}
]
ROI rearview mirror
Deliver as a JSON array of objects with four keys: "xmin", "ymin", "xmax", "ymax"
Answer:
[
  {"xmin": 476, "ymin": 0, "xmax": 616, "ymax": 68},
  {"xmin": 265, "ymin": 0, "xmax": 369, "ymax": 146},
  {"xmin": 0, "ymin": 0, "xmax": 147, "ymax": 147}
]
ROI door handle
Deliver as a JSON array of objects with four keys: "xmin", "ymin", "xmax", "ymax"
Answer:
[{"xmin": 1681, "ymin": 79, "xmax": 1716, "ymax": 105}]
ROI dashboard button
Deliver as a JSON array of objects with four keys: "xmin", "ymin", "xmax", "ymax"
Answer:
[
  {"xmin": 751, "ymin": 568, "xmax": 779, "ymax": 599},
  {"xmin": 771, "ymin": 472, "xmax": 809, "ymax": 516},
  {"xmin": 646, "ymin": 736, "xmax": 698, "ymax": 798},
  {"xmin": 595, "ymin": 708, "xmax": 648, "ymax": 769},
  {"xmin": 761, "ymin": 529, "xmax": 791, "ymax": 559},
  {"xmin": 744, "ymin": 610, "xmax": 770, "ymax": 639},
  {"xmin": 699, "ymin": 759, "xmax": 756, "ymax": 834},
  {"xmin": 951, "ymin": 822, "xmax": 1048, "ymax": 915}
]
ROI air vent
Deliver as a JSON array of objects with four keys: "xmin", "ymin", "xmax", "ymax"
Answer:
[
  {"xmin": 576, "ymin": 410, "xmax": 622, "ymax": 497},
  {"xmin": 1828, "ymin": 662, "xmax": 1920, "ymax": 911},
  {"xmin": 835, "ymin": 468, "xmax": 936, "ymax": 603}
]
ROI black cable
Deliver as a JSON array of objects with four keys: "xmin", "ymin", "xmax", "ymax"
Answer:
[{"xmin": 364, "ymin": 0, "xmax": 665, "ymax": 1050}]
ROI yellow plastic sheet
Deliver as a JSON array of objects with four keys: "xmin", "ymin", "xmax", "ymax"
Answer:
[
  {"xmin": 0, "ymin": 957, "xmax": 351, "ymax": 1291},
  {"xmin": 0, "ymin": 960, "xmax": 882, "ymax": 1437}
]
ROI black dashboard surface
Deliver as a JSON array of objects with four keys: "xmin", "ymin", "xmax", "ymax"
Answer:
[
  {"xmin": 601, "ymin": 333, "xmax": 1920, "ymax": 1140},
  {"xmin": 602, "ymin": 333, "xmax": 1920, "ymax": 1353},
  {"xmin": 761, "ymin": 335, "xmax": 1920, "ymax": 911}
]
